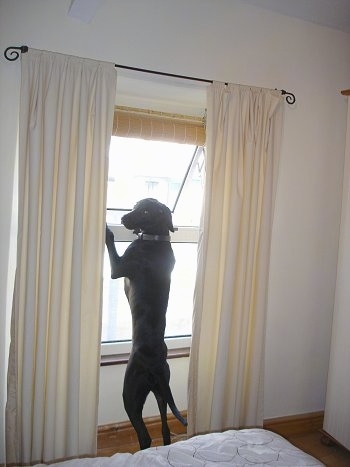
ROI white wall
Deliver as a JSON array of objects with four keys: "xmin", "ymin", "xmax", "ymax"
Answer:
[
  {"xmin": 323, "ymin": 100, "xmax": 350, "ymax": 449},
  {"xmin": 1, "ymin": 0, "xmax": 350, "ymax": 454}
]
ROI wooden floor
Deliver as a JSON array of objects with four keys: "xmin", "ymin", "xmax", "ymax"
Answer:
[
  {"xmin": 288, "ymin": 431, "xmax": 350, "ymax": 467},
  {"xmin": 97, "ymin": 418, "xmax": 350, "ymax": 466}
]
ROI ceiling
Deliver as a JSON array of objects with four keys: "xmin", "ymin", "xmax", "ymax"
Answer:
[
  {"xmin": 69, "ymin": 0, "xmax": 350, "ymax": 34},
  {"xmin": 243, "ymin": 0, "xmax": 350, "ymax": 33}
]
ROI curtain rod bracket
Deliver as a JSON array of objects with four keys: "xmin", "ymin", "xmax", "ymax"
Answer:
[
  {"xmin": 4, "ymin": 45, "xmax": 28, "ymax": 61},
  {"xmin": 4, "ymin": 45, "xmax": 296, "ymax": 104}
]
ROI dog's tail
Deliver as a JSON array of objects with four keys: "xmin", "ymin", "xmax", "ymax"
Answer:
[
  {"xmin": 156, "ymin": 375, "xmax": 187, "ymax": 426},
  {"xmin": 168, "ymin": 398, "xmax": 188, "ymax": 426}
]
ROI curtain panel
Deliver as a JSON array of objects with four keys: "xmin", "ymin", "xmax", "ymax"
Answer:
[
  {"xmin": 188, "ymin": 82, "xmax": 284, "ymax": 435},
  {"xmin": 6, "ymin": 49, "xmax": 116, "ymax": 464}
]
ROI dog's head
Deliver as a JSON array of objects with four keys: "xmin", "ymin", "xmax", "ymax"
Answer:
[{"xmin": 121, "ymin": 198, "xmax": 175, "ymax": 235}]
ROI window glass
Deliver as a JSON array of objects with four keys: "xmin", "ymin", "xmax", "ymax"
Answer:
[
  {"xmin": 102, "ymin": 136, "xmax": 204, "ymax": 343},
  {"xmin": 106, "ymin": 137, "xmax": 204, "ymax": 226},
  {"xmin": 102, "ymin": 242, "xmax": 197, "ymax": 342}
]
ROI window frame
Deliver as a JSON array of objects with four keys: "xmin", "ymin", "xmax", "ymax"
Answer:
[{"xmin": 101, "ymin": 107, "xmax": 205, "ymax": 359}]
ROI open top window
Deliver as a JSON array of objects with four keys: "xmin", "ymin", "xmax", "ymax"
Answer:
[
  {"xmin": 106, "ymin": 137, "xmax": 204, "ymax": 227},
  {"xmin": 102, "ymin": 136, "xmax": 205, "ymax": 344}
]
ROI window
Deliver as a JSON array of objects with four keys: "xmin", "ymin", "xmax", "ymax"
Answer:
[{"xmin": 102, "ymin": 136, "xmax": 205, "ymax": 347}]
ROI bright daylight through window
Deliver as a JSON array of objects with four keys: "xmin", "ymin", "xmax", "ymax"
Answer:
[{"xmin": 102, "ymin": 136, "xmax": 204, "ymax": 343}]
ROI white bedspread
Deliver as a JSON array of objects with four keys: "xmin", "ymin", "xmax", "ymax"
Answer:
[{"xmin": 35, "ymin": 428, "xmax": 325, "ymax": 466}]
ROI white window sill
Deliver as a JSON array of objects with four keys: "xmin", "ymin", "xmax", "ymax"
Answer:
[{"xmin": 100, "ymin": 336, "xmax": 191, "ymax": 366}]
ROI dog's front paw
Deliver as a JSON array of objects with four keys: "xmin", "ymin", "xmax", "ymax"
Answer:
[{"xmin": 105, "ymin": 224, "xmax": 115, "ymax": 244}]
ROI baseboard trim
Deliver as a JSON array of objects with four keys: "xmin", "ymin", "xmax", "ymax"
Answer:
[
  {"xmin": 98, "ymin": 410, "xmax": 324, "ymax": 449},
  {"xmin": 263, "ymin": 411, "xmax": 324, "ymax": 438},
  {"xmin": 98, "ymin": 411, "xmax": 188, "ymax": 453},
  {"xmin": 98, "ymin": 410, "xmax": 188, "ymax": 433}
]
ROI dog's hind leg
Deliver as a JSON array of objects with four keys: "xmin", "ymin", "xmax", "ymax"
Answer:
[
  {"xmin": 123, "ymin": 365, "xmax": 152, "ymax": 450},
  {"xmin": 129, "ymin": 414, "xmax": 151, "ymax": 450},
  {"xmin": 123, "ymin": 391, "xmax": 151, "ymax": 450},
  {"xmin": 154, "ymin": 391, "xmax": 171, "ymax": 446}
]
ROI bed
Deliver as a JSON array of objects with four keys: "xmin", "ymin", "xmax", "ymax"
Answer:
[{"xmin": 35, "ymin": 428, "xmax": 325, "ymax": 466}]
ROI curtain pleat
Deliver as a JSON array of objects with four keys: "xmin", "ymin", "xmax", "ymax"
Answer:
[
  {"xmin": 6, "ymin": 49, "xmax": 116, "ymax": 464},
  {"xmin": 188, "ymin": 83, "xmax": 284, "ymax": 435}
]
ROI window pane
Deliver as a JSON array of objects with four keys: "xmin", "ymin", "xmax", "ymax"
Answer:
[
  {"xmin": 103, "ymin": 136, "xmax": 204, "ymax": 343},
  {"xmin": 102, "ymin": 242, "xmax": 196, "ymax": 342},
  {"xmin": 106, "ymin": 137, "xmax": 204, "ymax": 226},
  {"xmin": 166, "ymin": 242, "xmax": 197, "ymax": 337},
  {"xmin": 102, "ymin": 243, "xmax": 131, "ymax": 342}
]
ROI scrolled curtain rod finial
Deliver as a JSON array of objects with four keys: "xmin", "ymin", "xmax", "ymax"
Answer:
[
  {"xmin": 4, "ymin": 45, "xmax": 28, "ymax": 61},
  {"xmin": 280, "ymin": 89, "xmax": 296, "ymax": 105}
]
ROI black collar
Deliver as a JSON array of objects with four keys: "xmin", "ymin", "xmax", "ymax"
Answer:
[{"xmin": 137, "ymin": 233, "xmax": 171, "ymax": 242}]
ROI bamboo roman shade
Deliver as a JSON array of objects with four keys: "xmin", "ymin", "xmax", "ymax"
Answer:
[{"xmin": 113, "ymin": 106, "xmax": 206, "ymax": 146}]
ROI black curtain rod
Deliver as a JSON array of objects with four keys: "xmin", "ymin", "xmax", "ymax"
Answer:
[{"xmin": 4, "ymin": 45, "xmax": 296, "ymax": 104}]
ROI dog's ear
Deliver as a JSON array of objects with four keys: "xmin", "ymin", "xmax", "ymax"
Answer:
[{"xmin": 164, "ymin": 206, "xmax": 175, "ymax": 232}]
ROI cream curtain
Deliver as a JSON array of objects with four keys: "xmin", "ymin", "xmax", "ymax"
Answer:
[
  {"xmin": 188, "ymin": 82, "xmax": 284, "ymax": 435},
  {"xmin": 6, "ymin": 49, "xmax": 116, "ymax": 464}
]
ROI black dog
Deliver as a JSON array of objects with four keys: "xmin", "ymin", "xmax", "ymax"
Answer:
[{"xmin": 105, "ymin": 198, "xmax": 187, "ymax": 450}]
